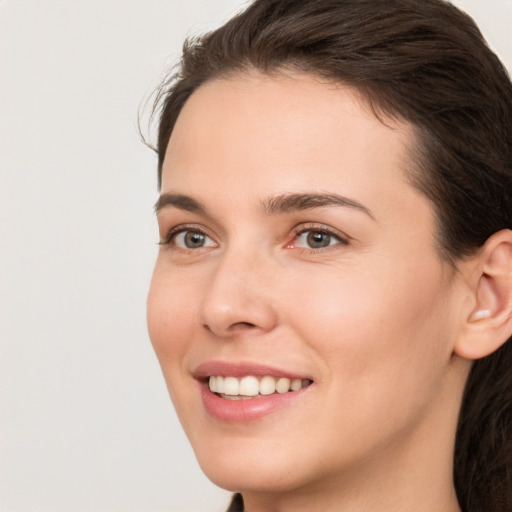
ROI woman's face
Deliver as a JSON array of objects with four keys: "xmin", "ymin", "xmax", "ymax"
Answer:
[{"xmin": 147, "ymin": 73, "xmax": 468, "ymax": 494}]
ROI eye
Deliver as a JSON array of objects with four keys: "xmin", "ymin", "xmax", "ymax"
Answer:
[
  {"xmin": 296, "ymin": 230, "xmax": 337, "ymax": 249},
  {"xmin": 176, "ymin": 230, "xmax": 215, "ymax": 249},
  {"xmin": 162, "ymin": 228, "xmax": 216, "ymax": 249},
  {"xmin": 291, "ymin": 227, "xmax": 348, "ymax": 250}
]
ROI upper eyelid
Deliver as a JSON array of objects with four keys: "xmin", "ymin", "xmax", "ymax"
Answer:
[
  {"xmin": 157, "ymin": 212, "xmax": 222, "ymax": 237},
  {"xmin": 291, "ymin": 223, "xmax": 350, "ymax": 241}
]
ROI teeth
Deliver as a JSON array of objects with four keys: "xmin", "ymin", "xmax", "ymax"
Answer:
[
  {"xmin": 276, "ymin": 377, "xmax": 291, "ymax": 394},
  {"xmin": 208, "ymin": 375, "xmax": 310, "ymax": 397},
  {"xmin": 259, "ymin": 376, "xmax": 276, "ymax": 395},
  {"xmin": 291, "ymin": 378, "xmax": 302, "ymax": 391},
  {"xmin": 223, "ymin": 376, "xmax": 239, "ymax": 395},
  {"xmin": 239, "ymin": 376, "xmax": 259, "ymax": 396}
]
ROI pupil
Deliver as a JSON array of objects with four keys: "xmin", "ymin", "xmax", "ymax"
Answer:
[
  {"xmin": 307, "ymin": 231, "xmax": 330, "ymax": 248},
  {"xmin": 185, "ymin": 232, "xmax": 205, "ymax": 248}
]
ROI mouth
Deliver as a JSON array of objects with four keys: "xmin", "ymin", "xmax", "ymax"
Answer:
[
  {"xmin": 208, "ymin": 375, "xmax": 313, "ymax": 400},
  {"xmin": 194, "ymin": 362, "xmax": 314, "ymax": 422}
]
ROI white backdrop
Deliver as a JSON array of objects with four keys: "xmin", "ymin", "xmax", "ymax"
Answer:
[{"xmin": 0, "ymin": 1, "xmax": 511, "ymax": 511}]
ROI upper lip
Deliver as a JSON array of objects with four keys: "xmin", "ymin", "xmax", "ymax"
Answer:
[{"xmin": 193, "ymin": 360, "xmax": 313, "ymax": 381}]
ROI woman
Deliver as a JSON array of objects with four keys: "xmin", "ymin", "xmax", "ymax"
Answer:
[{"xmin": 146, "ymin": 1, "xmax": 512, "ymax": 510}]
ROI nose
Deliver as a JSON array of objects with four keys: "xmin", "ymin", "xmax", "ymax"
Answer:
[{"xmin": 199, "ymin": 249, "xmax": 278, "ymax": 338}]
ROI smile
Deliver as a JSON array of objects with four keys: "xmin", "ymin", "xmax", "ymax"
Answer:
[
  {"xmin": 209, "ymin": 375, "xmax": 312, "ymax": 399},
  {"xmin": 195, "ymin": 362, "xmax": 314, "ymax": 422}
]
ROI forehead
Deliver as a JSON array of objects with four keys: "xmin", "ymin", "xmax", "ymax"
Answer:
[{"xmin": 161, "ymin": 71, "xmax": 417, "ymax": 209}]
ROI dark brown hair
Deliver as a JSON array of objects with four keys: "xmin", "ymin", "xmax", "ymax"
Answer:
[{"xmin": 150, "ymin": 1, "xmax": 512, "ymax": 509}]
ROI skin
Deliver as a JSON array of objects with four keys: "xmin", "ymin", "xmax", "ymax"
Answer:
[{"xmin": 147, "ymin": 72, "xmax": 472, "ymax": 511}]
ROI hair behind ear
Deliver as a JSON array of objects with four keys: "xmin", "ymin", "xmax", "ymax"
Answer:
[
  {"xmin": 455, "ymin": 338, "xmax": 512, "ymax": 511},
  {"xmin": 454, "ymin": 230, "xmax": 512, "ymax": 510}
]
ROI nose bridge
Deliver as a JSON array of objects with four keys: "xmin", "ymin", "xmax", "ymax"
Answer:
[{"xmin": 199, "ymin": 243, "xmax": 277, "ymax": 337}]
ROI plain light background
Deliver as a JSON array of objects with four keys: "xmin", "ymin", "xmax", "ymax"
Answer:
[{"xmin": 0, "ymin": 1, "xmax": 511, "ymax": 511}]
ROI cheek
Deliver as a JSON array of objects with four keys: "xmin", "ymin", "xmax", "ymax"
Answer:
[
  {"xmin": 275, "ymin": 260, "xmax": 455, "ymax": 459},
  {"xmin": 280, "ymin": 256, "xmax": 453, "ymax": 390},
  {"xmin": 147, "ymin": 265, "xmax": 204, "ymax": 428},
  {"xmin": 146, "ymin": 264, "xmax": 197, "ymax": 367}
]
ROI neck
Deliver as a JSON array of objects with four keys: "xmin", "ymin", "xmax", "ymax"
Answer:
[{"xmin": 242, "ymin": 442, "xmax": 461, "ymax": 512}]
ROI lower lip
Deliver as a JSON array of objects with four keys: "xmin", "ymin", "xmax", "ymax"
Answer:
[{"xmin": 199, "ymin": 381, "xmax": 309, "ymax": 423}]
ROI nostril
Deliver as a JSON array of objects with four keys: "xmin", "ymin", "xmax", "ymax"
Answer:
[
  {"xmin": 202, "ymin": 321, "xmax": 257, "ymax": 334},
  {"xmin": 231, "ymin": 321, "xmax": 257, "ymax": 329},
  {"xmin": 202, "ymin": 321, "xmax": 255, "ymax": 332}
]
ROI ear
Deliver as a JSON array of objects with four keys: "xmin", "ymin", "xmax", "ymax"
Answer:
[{"xmin": 454, "ymin": 229, "xmax": 512, "ymax": 360}]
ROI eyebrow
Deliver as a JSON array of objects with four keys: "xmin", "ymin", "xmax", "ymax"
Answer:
[
  {"xmin": 154, "ymin": 192, "xmax": 374, "ymax": 220},
  {"xmin": 262, "ymin": 193, "xmax": 375, "ymax": 219},
  {"xmin": 154, "ymin": 193, "xmax": 207, "ymax": 215}
]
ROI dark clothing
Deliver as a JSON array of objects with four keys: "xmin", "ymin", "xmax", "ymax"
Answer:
[{"xmin": 227, "ymin": 493, "xmax": 244, "ymax": 511}]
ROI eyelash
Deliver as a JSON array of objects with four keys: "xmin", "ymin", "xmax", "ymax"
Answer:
[
  {"xmin": 158, "ymin": 224, "xmax": 350, "ymax": 252},
  {"xmin": 289, "ymin": 224, "xmax": 349, "ymax": 252},
  {"xmin": 159, "ymin": 225, "xmax": 214, "ymax": 248}
]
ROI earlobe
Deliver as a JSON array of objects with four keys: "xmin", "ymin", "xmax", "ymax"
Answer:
[{"xmin": 454, "ymin": 229, "xmax": 512, "ymax": 360}]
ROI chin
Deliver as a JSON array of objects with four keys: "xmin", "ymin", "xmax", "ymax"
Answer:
[
  {"xmin": 201, "ymin": 462, "xmax": 303, "ymax": 494},
  {"xmin": 192, "ymin": 436, "xmax": 308, "ymax": 493}
]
